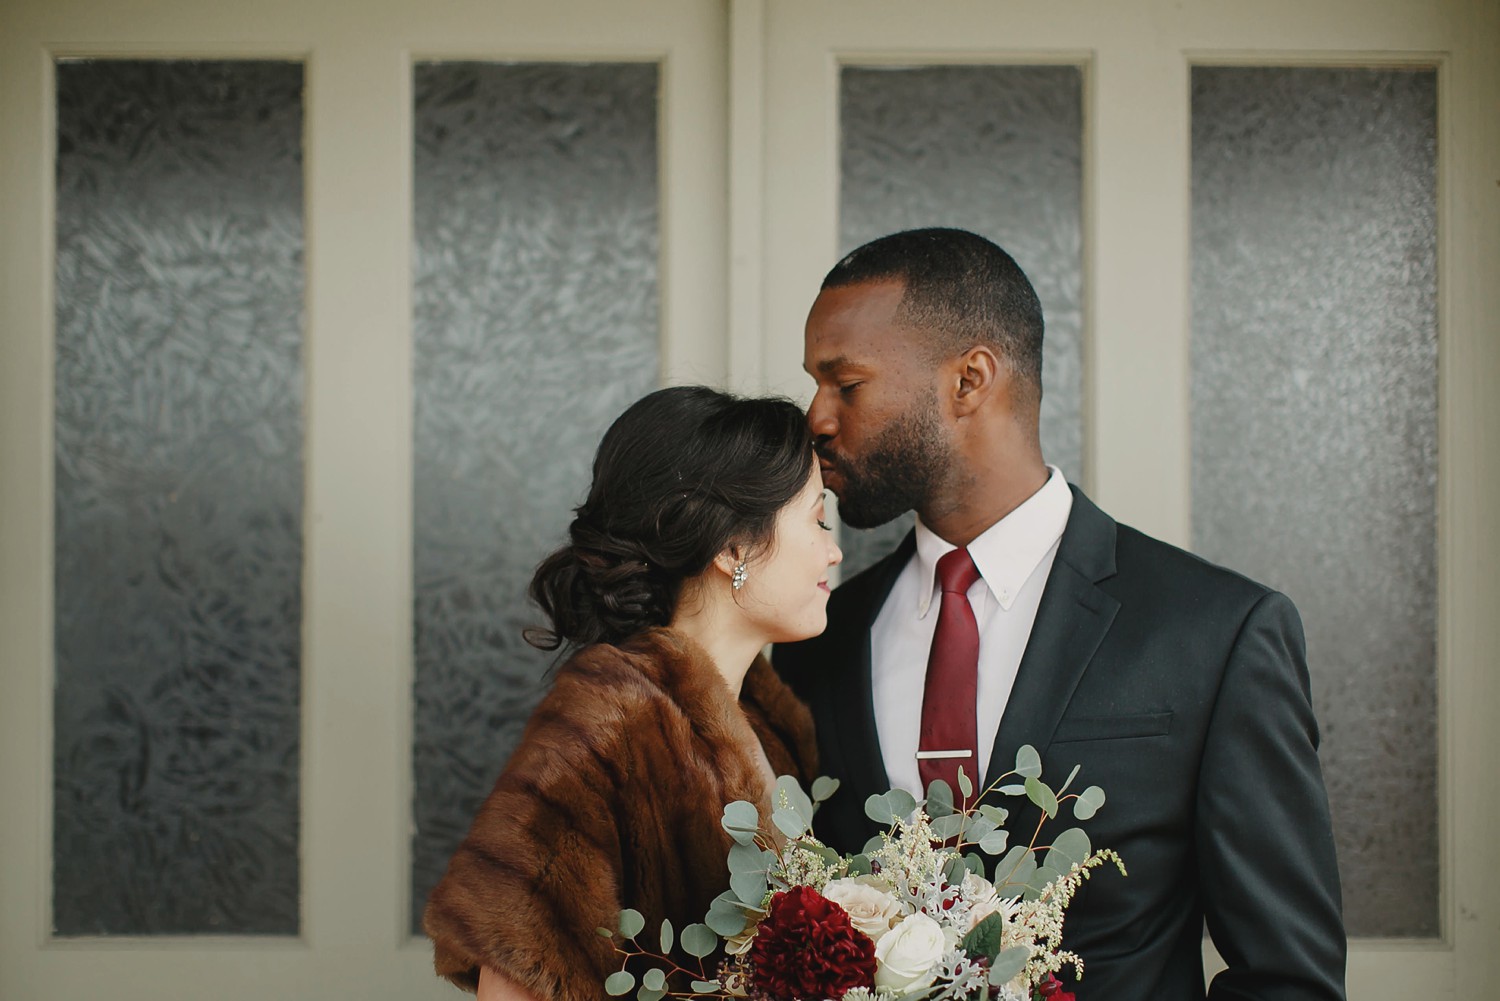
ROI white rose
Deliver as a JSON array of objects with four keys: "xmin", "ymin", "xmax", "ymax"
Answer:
[
  {"xmin": 873, "ymin": 912, "xmax": 947, "ymax": 994},
  {"xmin": 961, "ymin": 872, "xmax": 999, "ymax": 907},
  {"xmin": 962, "ymin": 872, "xmax": 1020, "ymax": 932},
  {"xmin": 822, "ymin": 877, "xmax": 903, "ymax": 945}
]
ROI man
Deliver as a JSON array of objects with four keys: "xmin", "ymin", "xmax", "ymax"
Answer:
[{"xmin": 774, "ymin": 229, "xmax": 1346, "ymax": 1001}]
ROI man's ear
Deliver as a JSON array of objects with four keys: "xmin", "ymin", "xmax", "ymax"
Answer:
[{"xmin": 951, "ymin": 345, "xmax": 1003, "ymax": 417}]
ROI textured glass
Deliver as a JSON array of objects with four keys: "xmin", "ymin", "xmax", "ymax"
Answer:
[
  {"xmin": 1191, "ymin": 67, "xmax": 1438, "ymax": 937},
  {"xmin": 410, "ymin": 62, "xmax": 660, "ymax": 932},
  {"xmin": 53, "ymin": 60, "xmax": 304, "ymax": 935},
  {"xmin": 837, "ymin": 65, "xmax": 1084, "ymax": 577}
]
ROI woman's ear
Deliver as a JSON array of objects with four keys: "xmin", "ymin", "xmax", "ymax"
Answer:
[{"xmin": 712, "ymin": 547, "xmax": 741, "ymax": 581}]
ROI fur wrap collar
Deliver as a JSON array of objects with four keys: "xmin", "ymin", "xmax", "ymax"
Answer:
[{"xmin": 424, "ymin": 627, "xmax": 817, "ymax": 999}]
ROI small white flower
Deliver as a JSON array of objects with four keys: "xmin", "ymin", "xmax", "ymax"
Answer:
[
  {"xmin": 822, "ymin": 876, "xmax": 904, "ymax": 945},
  {"xmin": 873, "ymin": 912, "xmax": 947, "ymax": 994}
]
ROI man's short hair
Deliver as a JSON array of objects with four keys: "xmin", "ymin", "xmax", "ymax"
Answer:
[{"xmin": 822, "ymin": 228, "xmax": 1044, "ymax": 407}]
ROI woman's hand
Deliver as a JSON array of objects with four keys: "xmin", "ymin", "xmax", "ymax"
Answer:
[{"xmin": 477, "ymin": 965, "xmax": 543, "ymax": 1001}]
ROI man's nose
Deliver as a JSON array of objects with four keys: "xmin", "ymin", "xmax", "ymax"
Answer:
[{"xmin": 807, "ymin": 390, "xmax": 837, "ymax": 440}]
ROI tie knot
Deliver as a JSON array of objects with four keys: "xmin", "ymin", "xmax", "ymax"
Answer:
[{"xmin": 935, "ymin": 547, "xmax": 980, "ymax": 595}]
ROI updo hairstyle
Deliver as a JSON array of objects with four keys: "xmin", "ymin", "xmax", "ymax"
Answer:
[{"xmin": 527, "ymin": 386, "xmax": 816, "ymax": 651}]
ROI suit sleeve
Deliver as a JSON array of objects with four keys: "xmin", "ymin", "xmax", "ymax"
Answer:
[{"xmin": 1196, "ymin": 590, "xmax": 1347, "ymax": 1001}]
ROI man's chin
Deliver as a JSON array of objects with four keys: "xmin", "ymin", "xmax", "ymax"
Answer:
[{"xmin": 835, "ymin": 496, "xmax": 911, "ymax": 531}]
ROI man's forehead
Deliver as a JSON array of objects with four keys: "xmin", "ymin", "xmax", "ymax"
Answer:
[
  {"xmin": 808, "ymin": 352, "xmax": 860, "ymax": 375},
  {"xmin": 805, "ymin": 286, "xmax": 915, "ymax": 369}
]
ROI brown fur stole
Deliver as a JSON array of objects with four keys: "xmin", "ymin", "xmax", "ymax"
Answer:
[{"xmin": 423, "ymin": 628, "xmax": 818, "ymax": 999}]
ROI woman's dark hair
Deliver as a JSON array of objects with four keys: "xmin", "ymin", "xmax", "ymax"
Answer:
[{"xmin": 527, "ymin": 386, "xmax": 815, "ymax": 650}]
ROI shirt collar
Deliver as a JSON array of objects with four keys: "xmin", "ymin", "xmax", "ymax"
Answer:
[{"xmin": 912, "ymin": 466, "xmax": 1073, "ymax": 618}]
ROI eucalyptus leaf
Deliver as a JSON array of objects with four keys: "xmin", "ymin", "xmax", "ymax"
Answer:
[
  {"xmin": 978, "ymin": 804, "xmax": 1008, "ymax": 825},
  {"xmin": 643, "ymin": 969, "xmax": 667, "ymax": 992},
  {"xmin": 617, "ymin": 909, "xmax": 645, "ymax": 939},
  {"xmin": 863, "ymin": 789, "xmax": 918, "ymax": 826},
  {"xmin": 998, "ymin": 784, "xmax": 1027, "ymax": 797},
  {"xmin": 862, "ymin": 835, "xmax": 887, "ymax": 855},
  {"xmin": 691, "ymin": 982, "xmax": 721, "ymax": 994},
  {"xmin": 706, "ymin": 894, "xmax": 748, "ymax": 937},
  {"xmin": 994, "ymin": 846, "xmax": 1036, "ymax": 892},
  {"xmin": 772, "ymin": 807, "xmax": 808, "ymax": 839},
  {"xmin": 596, "ymin": 926, "xmax": 614, "ymax": 938},
  {"xmin": 1025, "ymin": 776, "xmax": 1059, "ymax": 819},
  {"xmin": 957, "ymin": 765, "xmax": 973, "ymax": 799},
  {"xmin": 681, "ymin": 923, "xmax": 718, "ymax": 958},
  {"xmin": 658, "ymin": 918, "xmax": 674, "ymax": 955},
  {"xmin": 1014, "ymin": 744, "xmax": 1042, "ymax": 779},
  {"xmin": 1059, "ymin": 763, "xmax": 1082, "ymax": 795},
  {"xmin": 1029, "ymin": 865, "xmax": 1062, "ymax": 891},
  {"xmin": 1024, "ymin": 864, "xmax": 1062, "ymax": 901},
  {"xmin": 811, "ymin": 776, "xmax": 841, "ymax": 803},
  {"xmin": 929, "ymin": 813, "xmax": 965, "ymax": 841},
  {"xmin": 1073, "ymin": 785, "xmax": 1106, "ymax": 821},
  {"xmin": 925, "ymin": 778, "xmax": 955, "ymax": 818},
  {"xmin": 721, "ymin": 801, "xmax": 760, "ymax": 845},
  {"xmin": 775, "ymin": 775, "xmax": 815, "ymax": 825},
  {"xmin": 989, "ymin": 946, "xmax": 1031, "ymax": 986},
  {"xmin": 963, "ymin": 852, "xmax": 986, "ymax": 877},
  {"xmin": 846, "ymin": 853, "xmax": 873, "ymax": 877},
  {"xmin": 605, "ymin": 972, "xmax": 636, "ymax": 996},
  {"xmin": 978, "ymin": 827, "xmax": 1010, "ymax": 855},
  {"xmin": 943, "ymin": 856, "xmax": 969, "ymax": 887},
  {"xmin": 960, "ymin": 911, "xmax": 1004, "ymax": 961},
  {"xmin": 637, "ymin": 988, "xmax": 665, "ymax": 1001},
  {"xmin": 728, "ymin": 841, "xmax": 771, "ymax": 876},
  {"xmin": 1045, "ymin": 828, "xmax": 1091, "ymax": 871},
  {"xmin": 808, "ymin": 844, "xmax": 843, "ymax": 867},
  {"xmin": 730, "ymin": 870, "xmax": 768, "ymax": 906},
  {"xmin": 966, "ymin": 815, "xmax": 997, "ymax": 844}
]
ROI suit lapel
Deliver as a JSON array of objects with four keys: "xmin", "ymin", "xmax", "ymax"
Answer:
[
  {"xmin": 985, "ymin": 488, "xmax": 1120, "ymax": 787},
  {"xmin": 833, "ymin": 531, "xmax": 915, "ymax": 801}
]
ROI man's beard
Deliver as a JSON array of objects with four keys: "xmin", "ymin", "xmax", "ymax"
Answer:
[{"xmin": 820, "ymin": 394, "xmax": 949, "ymax": 530}]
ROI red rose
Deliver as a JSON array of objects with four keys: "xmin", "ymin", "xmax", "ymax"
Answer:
[
  {"xmin": 1036, "ymin": 973, "xmax": 1076, "ymax": 1001},
  {"xmin": 748, "ymin": 886, "xmax": 877, "ymax": 1000}
]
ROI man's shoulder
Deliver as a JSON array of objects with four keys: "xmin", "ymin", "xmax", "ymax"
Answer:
[{"xmin": 1094, "ymin": 504, "xmax": 1291, "ymax": 627}]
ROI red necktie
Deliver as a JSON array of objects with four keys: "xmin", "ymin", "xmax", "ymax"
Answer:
[{"xmin": 917, "ymin": 547, "xmax": 982, "ymax": 797}]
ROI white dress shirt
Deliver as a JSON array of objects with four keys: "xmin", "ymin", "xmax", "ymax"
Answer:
[{"xmin": 871, "ymin": 467, "xmax": 1074, "ymax": 796}]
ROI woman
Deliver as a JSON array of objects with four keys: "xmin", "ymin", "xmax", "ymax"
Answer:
[{"xmin": 423, "ymin": 386, "xmax": 842, "ymax": 1001}]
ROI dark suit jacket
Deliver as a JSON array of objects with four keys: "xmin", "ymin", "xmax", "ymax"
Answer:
[{"xmin": 774, "ymin": 486, "xmax": 1346, "ymax": 1001}]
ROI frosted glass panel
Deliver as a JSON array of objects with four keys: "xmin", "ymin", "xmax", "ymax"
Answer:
[
  {"xmin": 1191, "ymin": 66, "xmax": 1437, "ymax": 937},
  {"xmin": 838, "ymin": 65, "xmax": 1084, "ymax": 577},
  {"xmin": 53, "ymin": 60, "xmax": 304, "ymax": 935},
  {"xmin": 410, "ymin": 62, "xmax": 660, "ymax": 932}
]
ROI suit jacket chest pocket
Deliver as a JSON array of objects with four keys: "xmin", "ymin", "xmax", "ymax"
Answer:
[{"xmin": 1051, "ymin": 711, "xmax": 1173, "ymax": 743}]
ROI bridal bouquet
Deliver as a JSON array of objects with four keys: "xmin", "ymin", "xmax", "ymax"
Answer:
[{"xmin": 603, "ymin": 746, "xmax": 1123, "ymax": 1001}]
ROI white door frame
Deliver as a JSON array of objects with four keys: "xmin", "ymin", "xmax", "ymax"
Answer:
[{"xmin": 0, "ymin": 1, "xmax": 726, "ymax": 998}]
